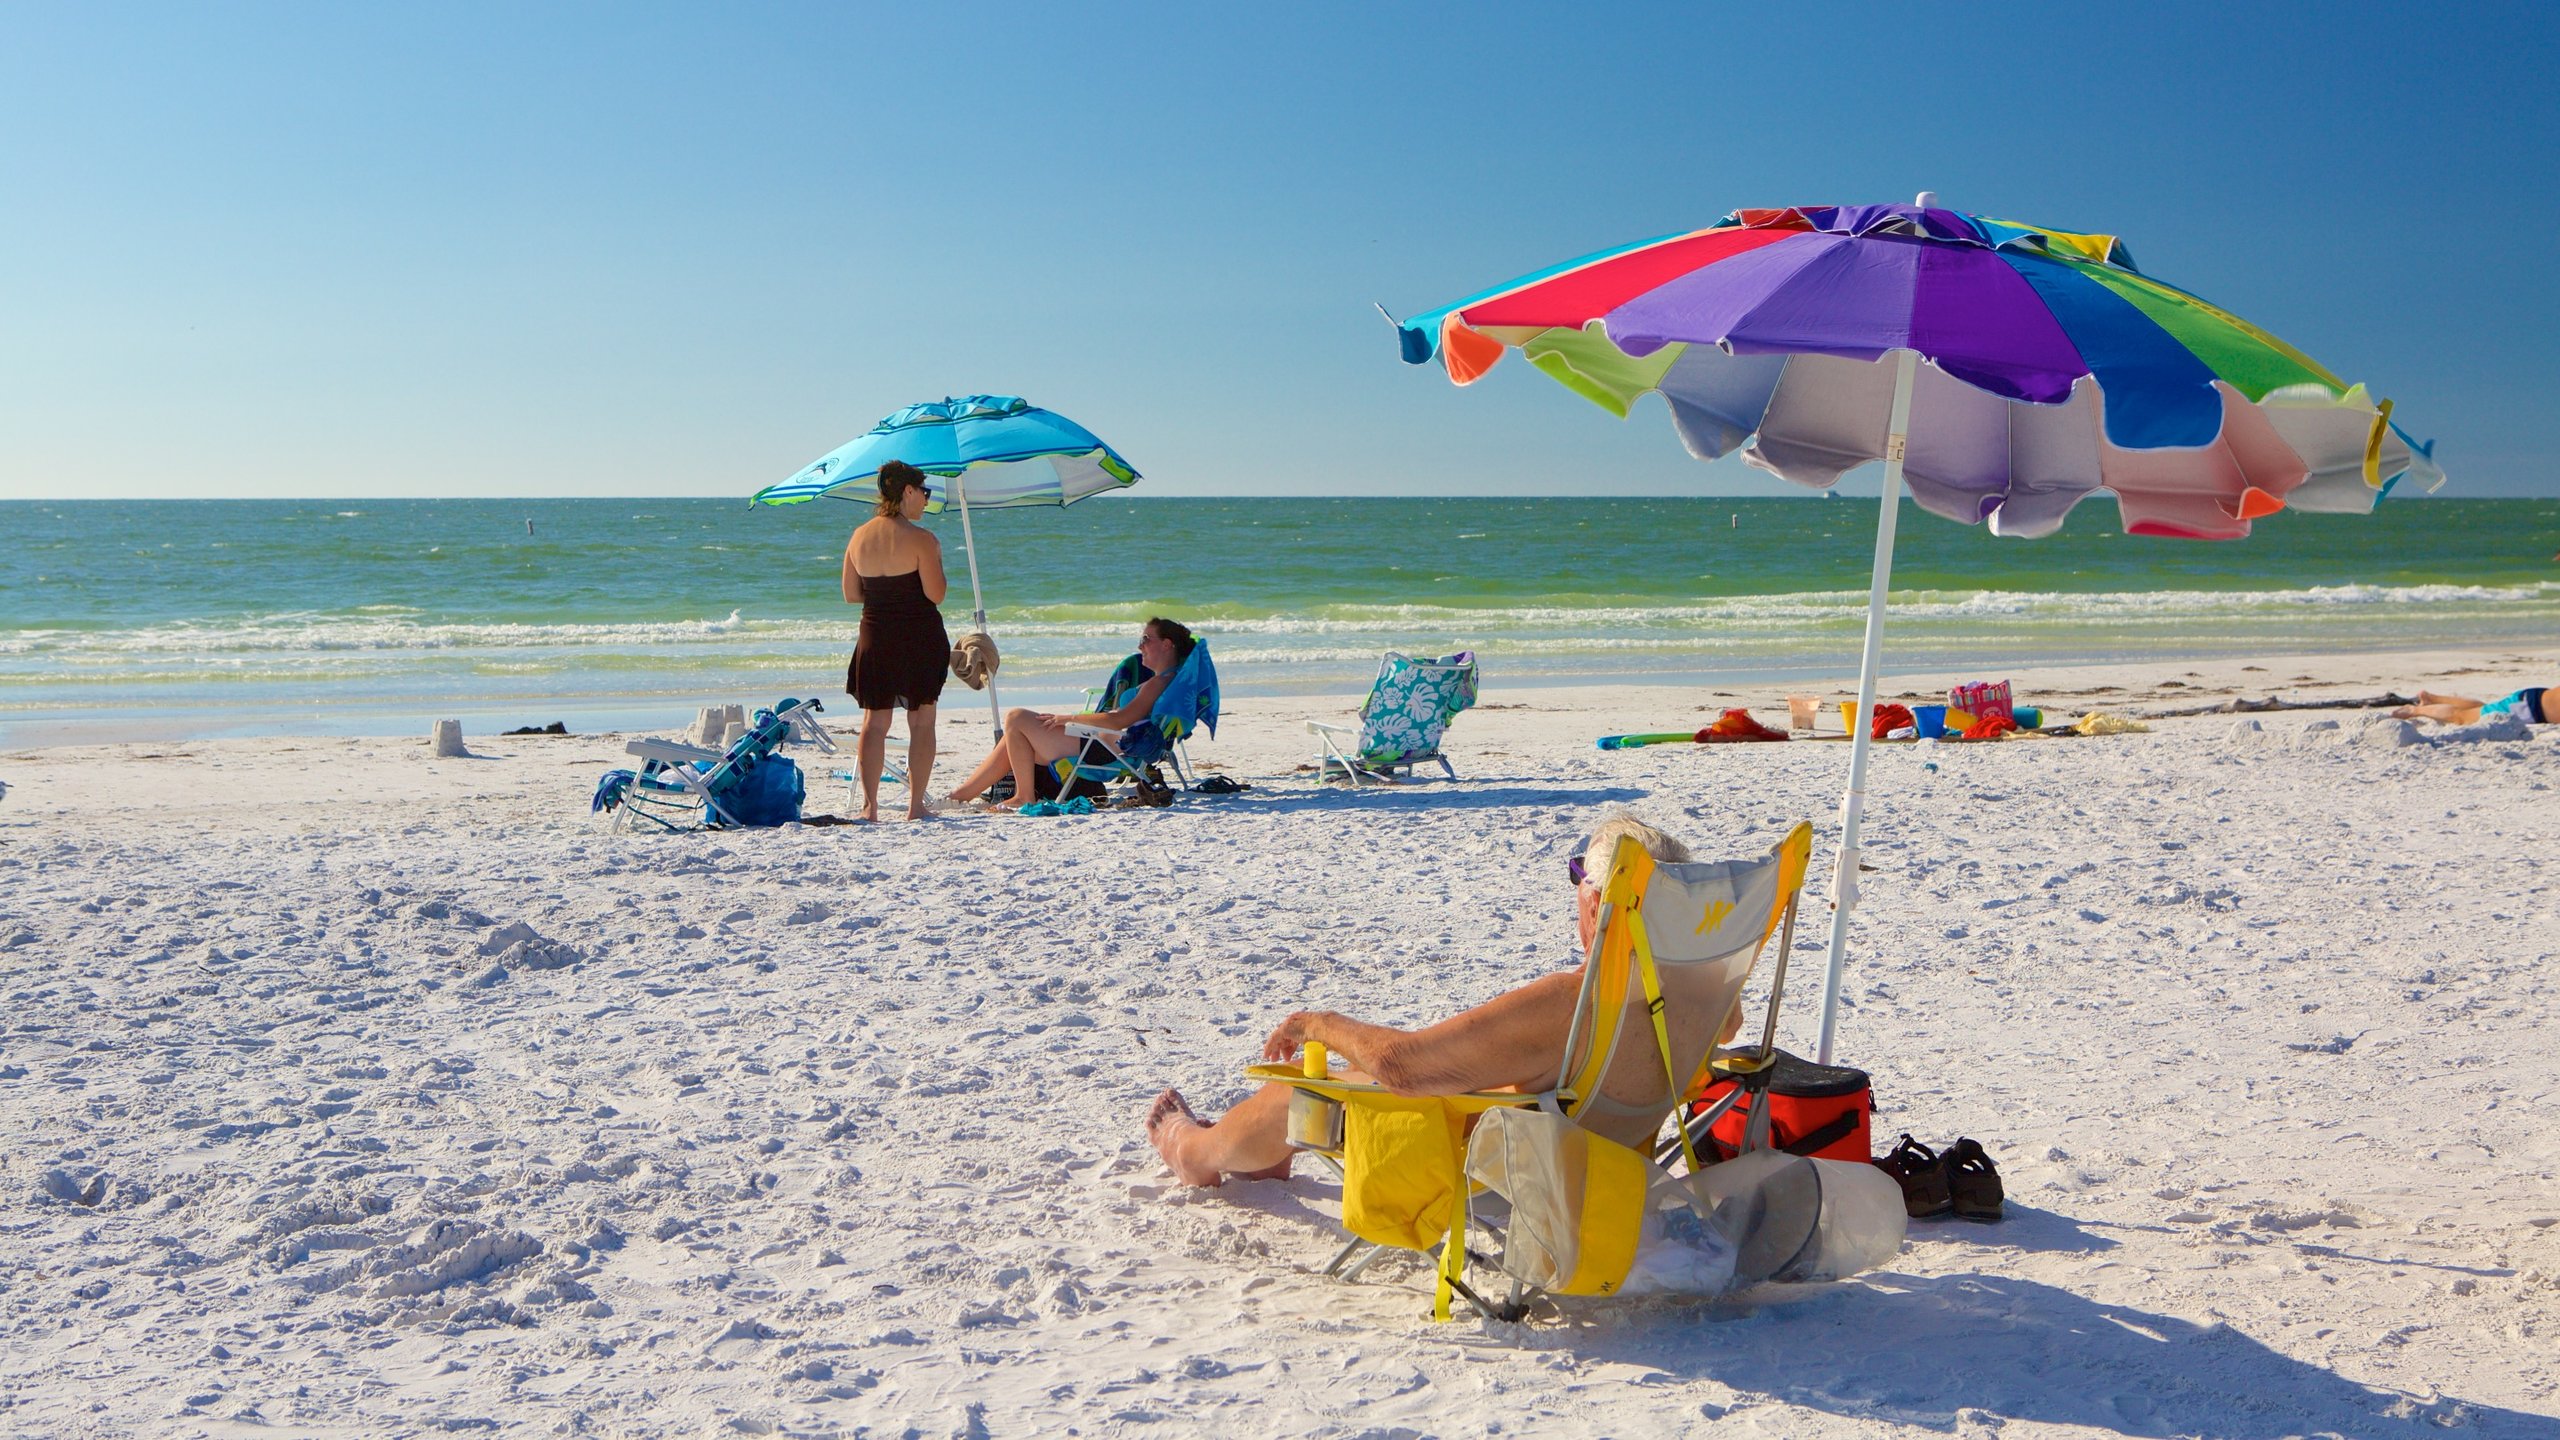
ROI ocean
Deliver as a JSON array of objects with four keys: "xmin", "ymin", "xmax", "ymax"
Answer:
[{"xmin": 3, "ymin": 496, "xmax": 2554, "ymax": 744}]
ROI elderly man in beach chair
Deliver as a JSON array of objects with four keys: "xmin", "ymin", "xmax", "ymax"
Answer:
[
  {"xmin": 1310, "ymin": 651, "xmax": 1478, "ymax": 786},
  {"xmin": 1147, "ymin": 815, "xmax": 1902, "ymax": 1317}
]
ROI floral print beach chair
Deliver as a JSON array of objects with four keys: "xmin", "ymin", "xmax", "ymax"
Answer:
[{"xmin": 1310, "ymin": 651, "xmax": 1479, "ymax": 786}]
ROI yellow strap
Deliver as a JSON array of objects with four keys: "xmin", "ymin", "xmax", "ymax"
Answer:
[
  {"xmin": 1627, "ymin": 903, "xmax": 1703, "ymax": 1174},
  {"xmin": 1435, "ymin": 1215, "xmax": 1464, "ymax": 1321},
  {"xmin": 2363, "ymin": 397, "xmax": 2395, "ymax": 488}
]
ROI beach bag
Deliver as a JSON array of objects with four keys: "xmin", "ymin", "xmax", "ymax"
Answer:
[
  {"xmin": 717, "ymin": 756, "xmax": 804, "ymax": 827},
  {"xmin": 1339, "ymin": 1096, "xmax": 1466, "ymax": 1252},
  {"xmin": 1948, "ymin": 680, "xmax": 2013, "ymax": 725},
  {"xmin": 1467, "ymin": 1107, "xmax": 1727, "ymax": 1296},
  {"xmin": 1687, "ymin": 1050, "xmax": 1873, "ymax": 1163},
  {"xmin": 1465, "ymin": 1107, "xmax": 1904, "ymax": 1296}
]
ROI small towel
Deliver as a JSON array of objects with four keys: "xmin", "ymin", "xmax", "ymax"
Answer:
[{"xmin": 951, "ymin": 631, "xmax": 1002, "ymax": 690}]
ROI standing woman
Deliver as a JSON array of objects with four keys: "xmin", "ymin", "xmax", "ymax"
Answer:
[{"xmin": 843, "ymin": 461, "xmax": 950, "ymax": 821}]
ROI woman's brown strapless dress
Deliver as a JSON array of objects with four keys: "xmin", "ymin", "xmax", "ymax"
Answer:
[{"xmin": 848, "ymin": 570, "xmax": 950, "ymax": 711}]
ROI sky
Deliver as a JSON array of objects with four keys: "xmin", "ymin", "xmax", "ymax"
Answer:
[{"xmin": 2, "ymin": 2, "xmax": 2554, "ymax": 500}]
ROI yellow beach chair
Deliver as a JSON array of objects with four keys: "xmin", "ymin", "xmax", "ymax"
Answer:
[{"xmin": 1246, "ymin": 823, "xmax": 1819, "ymax": 1320}]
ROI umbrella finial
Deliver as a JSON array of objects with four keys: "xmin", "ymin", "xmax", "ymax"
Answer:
[{"xmin": 1914, "ymin": 190, "xmax": 1940, "ymax": 210}]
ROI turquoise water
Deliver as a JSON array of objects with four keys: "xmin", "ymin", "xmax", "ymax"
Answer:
[{"xmin": 2, "ymin": 497, "xmax": 2554, "ymax": 742}]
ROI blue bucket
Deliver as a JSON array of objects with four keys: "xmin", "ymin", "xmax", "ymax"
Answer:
[{"xmin": 1913, "ymin": 705, "xmax": 1948, "ymax": 739}]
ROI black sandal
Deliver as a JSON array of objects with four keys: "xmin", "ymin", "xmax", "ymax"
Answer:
[
  {"xmin": 1875, "ymin": 1134, "xmax": 1953, "ymax": 1220},
  {"xmin": 1943, "ymin": 1137, "xmax": 2005, "ymax": 1222}
]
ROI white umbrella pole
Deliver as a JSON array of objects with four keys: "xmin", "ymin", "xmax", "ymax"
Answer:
[
  {"xmin": 951, "ymin": 477, "xmax": 1003, "ymax": 738},
  {"xmin": 1815, "ymin": 346, "xmax": 1920, "ymax": 1065}
]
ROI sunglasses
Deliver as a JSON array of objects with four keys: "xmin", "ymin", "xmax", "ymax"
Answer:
[{"xmin": 1567, "ymin": 851, "xmax": 1591, "ymax": 887}]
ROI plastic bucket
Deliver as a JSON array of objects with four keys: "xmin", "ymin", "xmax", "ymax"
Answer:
[
  {"xmin": 1786, "ymin": 695, "xmax": 1819, "ymax": 731},
  {"xmin": 1838, "ymin": 702, "xmax": 1860, "ymax": 734},
  {"xmin": 1913, "ymin": 705, "xmax": 1948, "ymax": 739},
  {"xmin": 2013, "ymin": 706, "xmax": 2041, "ymax": 729}
]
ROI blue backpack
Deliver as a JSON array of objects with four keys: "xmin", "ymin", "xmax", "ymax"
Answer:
[{"xmin": 719, "ymin": 756, "xmax": 804, "ymax": 827}]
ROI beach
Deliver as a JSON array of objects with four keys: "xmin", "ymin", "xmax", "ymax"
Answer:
[{"xmin": 5, "ymin": 644, "xmax": 2558, "ymax": 1437}]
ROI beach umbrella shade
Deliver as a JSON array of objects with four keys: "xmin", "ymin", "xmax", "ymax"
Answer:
[
  {"xmin": 1394, "ymin": 196, "xmax": 2444, "ymax": 1062},
  {"xmin": 751, "ymin": 394, "xmax": 1139, "ymax": 730}
]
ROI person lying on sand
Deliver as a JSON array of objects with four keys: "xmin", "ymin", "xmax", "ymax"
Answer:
[
  {"xmin": 945, "ymin": 617, "xmax": 1196, "ymax": 812},
  {"xmin": 1147, "ymin": 814, "xmax": 1737, "ymax": 1186},
  {"xmin": 2393, "ymin": 685, "xmax": 2550, "ymax": 726}
]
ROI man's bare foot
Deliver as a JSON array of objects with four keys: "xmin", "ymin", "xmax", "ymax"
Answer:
[
  {"xmin": 1146, "ymin": 1089, "xmax": 1289, "ymax": 1186},
  {"xmin": 857, "ymin": 805, "xmax": 879, "ymax": 823},
  {"xmin": 1147, "ymin": 1090, "xmax": 1224, "ymax": 1185},
  {"xmin": 2391, "ymin": 705, "xmax": 2419, "ymax": 720}
]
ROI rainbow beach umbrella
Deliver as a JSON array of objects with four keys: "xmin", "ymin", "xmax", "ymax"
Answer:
[
  {"xmin": 1395, "ymin": 195, "xmax": 2444, "ymax": 1060},
  {"xmin": 753, "ymin": 395, "xmax": 1139, "ymax": 730}
]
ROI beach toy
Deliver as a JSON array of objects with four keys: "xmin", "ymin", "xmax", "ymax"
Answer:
[
  {"xmin": 1786, "ymin": 695, "xmax": 1820, "ymax": 731},
  {"xmin": 1913, "ymin": 704, "xmax": 1948, "ymax": 739},
  {"xmin": 2013, "ymin": 706, "xmax": 2042, "ymax": 729},
  {"xmin": 1946, "ymin": 708, "xmax": 1977, "ymax": 731},
  {"xmin": 1837, "ymin": 701, "xmax": 1860, "ymax": 734},
  {"xmin": 1597, "ymin": 731, "xmax": 1700, "ymax": 750}
]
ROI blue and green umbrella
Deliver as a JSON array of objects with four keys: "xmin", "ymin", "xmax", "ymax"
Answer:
[{"xmin": 754, "ymin": 395, "xmax": 1140, "ymax": 728}]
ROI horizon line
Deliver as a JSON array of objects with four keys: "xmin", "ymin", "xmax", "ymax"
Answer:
[{"xmin": 0, "ymin": 490, "xmax": 2525, "ymax": 504}]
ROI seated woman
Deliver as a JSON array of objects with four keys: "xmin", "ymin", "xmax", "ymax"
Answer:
[
  {"xmin": 2393, "ymin": 684, "xmax": 2551, "ymax": 726},
  {"xmin": 946, "ymin": 617, "xmax": 1196, "ymax": 811}
]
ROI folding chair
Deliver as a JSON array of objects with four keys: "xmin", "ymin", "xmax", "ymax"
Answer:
[
  {"xmin": 595, "ymin": 698, "xmax": 832, "ymax": 831},
  {"xmin": 1311, "ymin": 652, "xmax": 1479, "ymax": 787},
  {"xmin": 1055, "ymin": 641, "xmax": 1220, "ymax": 799},
  {"xmin": 1246, "ymin": 823, "xmax": 1824, "ymax": 1319}
]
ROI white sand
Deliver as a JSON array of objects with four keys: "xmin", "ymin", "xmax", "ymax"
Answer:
[{"xmin": 3, "ymin": 646, "xmax": 2557, "ymax": 1438}]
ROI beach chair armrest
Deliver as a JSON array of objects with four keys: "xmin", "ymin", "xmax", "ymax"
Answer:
[
  {"xmin": 1307, "ymin": 720, "xmax": 1358, "ymax": 738},
  {"xmin": 627, "ymin": 738, "xmax": 720, "ymax": 765},
  {"xmin": 1241, "ymin": 1063, "xmax": 1542, "ymax": 1112},
  {"xmin": 1062, "ymin": 723, "xmax": 1127, "ymax": 745}
]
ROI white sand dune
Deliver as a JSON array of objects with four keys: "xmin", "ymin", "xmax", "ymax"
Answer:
[{"xmin": 2, "ymin": 650, "xmax": 2556, "ymax": 1437}]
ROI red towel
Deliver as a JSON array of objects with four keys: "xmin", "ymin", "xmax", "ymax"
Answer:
[{"xmin": 1696, "ymin": 708, "xmax": 1789, "ymax": 743}]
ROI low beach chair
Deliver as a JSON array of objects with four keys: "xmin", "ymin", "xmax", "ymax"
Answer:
[
  {"xmin": 596, "ymin": 698, "xmax": 832, "ymax": 832},
  {"xmin": 1311, "ymin": 652, "xmax": 1479, "ymax": 787},
  {"xmin": 1247, "ymin": 823, "xmax": 1849, "ymax": 1320},
  {"xmin": 1054, "ymin": 642, "xmax": 1221, "ymax": 799}
]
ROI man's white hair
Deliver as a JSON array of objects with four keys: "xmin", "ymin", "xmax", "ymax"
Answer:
[{"xmin": 1580, "ymin": 812, "xmax": 1692, "ymax": 867}]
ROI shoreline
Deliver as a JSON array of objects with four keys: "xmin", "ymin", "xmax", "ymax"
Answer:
[{"xmin": 5, "ymin": 642, "xmax": 2552, "ymax": 757}]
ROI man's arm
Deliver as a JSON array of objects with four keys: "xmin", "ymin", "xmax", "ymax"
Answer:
[{"xmin": 1263, "ymin": 968, "xmax": 1586, "ymax": 1097}]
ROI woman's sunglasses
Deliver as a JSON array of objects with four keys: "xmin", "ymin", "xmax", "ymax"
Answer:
[{"xmin": 1567, "ymin": 852, "xmax": 1590, "ymax": 887}]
